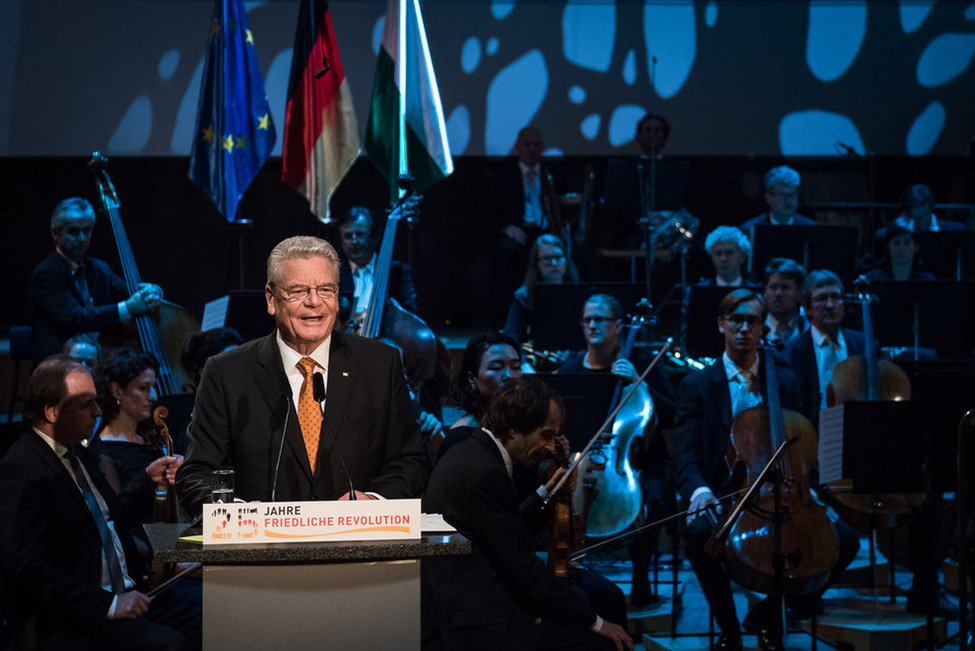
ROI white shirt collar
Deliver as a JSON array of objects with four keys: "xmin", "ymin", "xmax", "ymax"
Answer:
[
  {"xmin": 276, "ymin": 331, "xmax": 330, "ymax": 376},
  {"xmin": 519, "ymin": 161, "xmax": 540, "ymax": 177},
  {"xmin": 722, "ymin": 351, "xmax": 758, "ymax": 384},
  {"xmin": 716, "ymin": 275, "xmax": 742, "ymax": 287},
  {"xmin": 810, "ymin": 324, "xmax": 845, "ymax": 351},
  {"xmin": 484, "ymin": 427, "xmax": 514, "ymax": 479},
  {"xmin": 351, "ymin": 253, "xmax": 376, "ymax": 275},
  {"xmin": 34, "ymin": 427, "xmax": 69, "ymax": 457}
]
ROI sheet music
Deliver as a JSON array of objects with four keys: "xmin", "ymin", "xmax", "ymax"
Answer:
[
  {"xmin": 818, "ymin": 405, "xmax": 845, "ymax": 484},
  {"xmin": 201, "ymin": 294, "xmax": 230, "ymax": 331}
]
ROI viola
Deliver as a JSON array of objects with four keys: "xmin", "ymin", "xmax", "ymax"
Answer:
[
  {"xmin": 722, "ymin": 344, "xmax": 839, "ymax": 595},
  {"xmin": 87, "ymin": 153, "xmax": 200, "ymax": 395},
  {"xmin": 824, "ymin": 277, "xmax": 921, "ymax": 529},
  {"xmin": 571, "ymin": 302, "xmax": 655, "ymax": 540}
]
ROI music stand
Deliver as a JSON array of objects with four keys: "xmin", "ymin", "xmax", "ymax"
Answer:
[
  {"xmin": 897, "ymin": 360, "xmax": 975, "ymax": 400},
  {"xmin": 749, "ymin": 224, "xmax": 858, "ymax": 283},
  {"xmin": 868, "ymin": 280, "xmax": 971, "ymax": 360},
  {"xmin": 531, "ymin": 282, "xmax": 646, "ymax": 351},
  {"xmin": 224, "ymin": 290, "xmax": 275, "ymax": 342},
  {"xmin": 913, "ymin": 231, "xmax": 975, "ymax": 280},
  {"xmin": 537, "ymin": 373, "xmax": 621, "ymax": 452},
  {"xmin": 601, "ymin": 158, "xmax": 689, "ymax": 220},
  {"xmin": 683, "ymin": 285, "xmax": 733, "ymax": 359}
]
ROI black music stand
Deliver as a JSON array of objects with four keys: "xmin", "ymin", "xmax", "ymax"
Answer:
[
  {"xmin": 683, "ymin": 285, "xmax": 733, "ymax": 359},
  {"xmin": 222, "ymin": 290, "xmax": 274, "ymax": 342},
  {"xmin": 913, "ymin": 231, "xmax": 975, "ymax": 280},
  {"xmin": 601, "ymin": 158, "xmax": 689, "ymax": 220},
  {"xmin": 898, "ymin": 360, "xmax": 975, "ymax": 401},
  {"xmin": 868, "ymin": 280, "xmax": 971, "ymax": 360},
  {"xmin": 537, "ymin": 373, "xmax": 620, "ymax": 452},
  {"xmin": 749, "ymin": 225, "xmax": 858, "ymax": 283},
  {"xmin": 531, "ymin": 282, "xmax": 645, "ymax": 351}
]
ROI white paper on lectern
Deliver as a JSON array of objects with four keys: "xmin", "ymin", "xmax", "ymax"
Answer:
[{"xmin": 202, "ymin": 498, "xmax": 421, "ymax": 544}]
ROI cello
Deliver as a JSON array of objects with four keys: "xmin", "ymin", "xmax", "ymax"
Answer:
[
  {"xmin": 721, "ymin": 342, "xmax": 839, "ymax": 595},
  {"xmin": 570, "ymin": 303, "xmax": 655, "ymax": 540},
  {"xmin": 87, "ymin": 153, "xmax": 200, "ymax": 395},
  {"xmin": 824, "ymin": 277, "xmax": 920, "ymax": 529}
]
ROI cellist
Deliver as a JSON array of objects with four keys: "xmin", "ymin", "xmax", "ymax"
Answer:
[
  {"xmin": 558, "ymin": 293, "xmax": 678, "ymax": 606},
  {"xmin": 29, "ymin": 197, "xmax": 164, "ymax": 363},
  {"xmin": 673, "ymin": 289, "xmax": 858, "ymax": 651}
]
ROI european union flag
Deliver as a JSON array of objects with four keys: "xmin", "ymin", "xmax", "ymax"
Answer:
[{"xmin": 188, "ymin": 0, "xmax": 276, "ymax": 222}]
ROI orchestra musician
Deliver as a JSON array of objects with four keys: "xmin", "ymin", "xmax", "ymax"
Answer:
[
  {"xmin": 175, "ymin": 236, "xmax": 427, "ymax": 513},
  {"xmin": 738, "ymin": 166, "xmax": 816, "ymax": 234},
  {"xmin": 29, "ymin": 197, "xmax": 164, "ymax": 364},
  {"xmin": 423, "ymin": 376, "xmax": 633, "ymax": 651},
  {"xmin": 558, "ymin": 293, "xmax": 678, "ymax": 607},
  {"xmin": 762, "ymin": 258, "xmax": 809, "ymax": 347},
  {"xmin": 504, "ymin": 233, "xmax": 580, "ymax": 345},
  {"xmin": 635, "ymin": 112, "xmax": 669, "ymax": 160},
  {"xmin": 674, "ymin": 289, "xmax": 858, "ymax": 651},
  {"xmin": 336, "ymin": 205, "xmax": 418, "ymax": 324}
]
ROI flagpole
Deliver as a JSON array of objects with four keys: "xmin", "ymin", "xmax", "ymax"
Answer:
[{"xmin": 396, "ymin": 0, "xmax": 408, "ymax": 198}]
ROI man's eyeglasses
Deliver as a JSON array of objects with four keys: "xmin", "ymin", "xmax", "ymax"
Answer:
[
  {"xmin": 273, "ymin": 284, "xmax": 339, "ymax": 302},
  {"xmin": 810, "ymin": 292, "xmax": 843, "ymax": 306},
  {"xmin": 538, "ymin": 254, "xmax": 566, "ymax": 265},
  {"xmin": 722, "ymin": 314, "xmax": 762, "ymax": 330},
  {"xmin": 580, "ymin": 316, "xmax": 616, "ymax": 327}
]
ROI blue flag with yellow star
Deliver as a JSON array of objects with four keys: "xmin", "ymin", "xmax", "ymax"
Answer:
[{"xmin": 188, "ymin": 0, "xmax": 275, "ymax": 221}]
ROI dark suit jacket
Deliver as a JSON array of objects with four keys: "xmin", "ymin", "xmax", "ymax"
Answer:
[
  {"xmin": 175, "ymin": 330, "xmax": 427, "ymax": 514},
  {"xmin": 496, "ymin": 160, "xmax": 563, "ymax": 234},
  {"xmin": 0, "ymin": 432, "xmax": 148, "ymax": 650},
  {"xmin": 783, "ymin": 328, "xmax": 866, "ymax": 429},
  {"xmin": 338, "ymin": 257, "xmax": 418, "ymax": 316},
  {"xmin": 29, "ymin": 252, "xmax": 129, "ymax": 362},
  {"xmin": 422, "ymin": 429, "xmax": 597, "ymax": 649},
  {"xmin": 672, "ymin": 358, "xmax": 804, "ymax": 502},
  {"xmin": 738, "ymin": 212, "xmax": 817, "ymax": 235}
]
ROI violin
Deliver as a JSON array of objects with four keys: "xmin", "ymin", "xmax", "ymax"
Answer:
[
  {"xmin": 571, "ymin": 303, "xmax": 655, "ymax": 540},
  {"xmin": 547, "ymin": 437, "xmax": 584, "ymax": 579},
  {"xmin": 824, "ymin": 277, "xmax": 921, "ymax": 529},
  {"xmin": 150, "ymin": 405, "xmax": 178, "ymax": 585},
  {"xmin": 722, "ymin": 343, "xmax": 839, "ymax": 595},
  {"xmin": 87, "ymin": 153, "xmax": 200, "ymax": 395}
]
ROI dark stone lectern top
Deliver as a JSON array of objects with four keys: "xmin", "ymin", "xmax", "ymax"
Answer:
[{"xmin": 144, "ymin": 522, "xmax": 471, "ymax": 565}]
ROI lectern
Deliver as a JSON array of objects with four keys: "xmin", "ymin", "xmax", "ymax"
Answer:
[{"xmin": 145, "ymin": 523, "xmax": 469, "ymax": 650}]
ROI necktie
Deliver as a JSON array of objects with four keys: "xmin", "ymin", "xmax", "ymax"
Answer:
[
  {"xmin": 820, "ymin": 342, "xmax": 840, "ymax": 408},
  {"xmin": 733, "ymin": 370, "xmax": 761, "ymax": 417},
  {"xmin": 524, "ymin": 169, "xmax": 543, "ymax": 228},
  {"xmin": 297, "ymin": 357, "xmax": 321, "ymax": 473},
  {"xmin": 64, "ymin": 448, "xmax": 126, "ymax": 594},
  {"xmin": 73, "ymin": 267, "xmax": 91, "ymax": 306}
]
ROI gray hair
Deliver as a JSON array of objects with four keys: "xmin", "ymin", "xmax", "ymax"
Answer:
[
  {"xmin": 801, "ymin": 269, "xmax": 844, "ymax": 307},
  {"xmin": 51, "ymin": 197, "xmax": 95, "ymax": 231},
  {"xmin": 764, "ymin": 165, "xmax": 800, "ymax": 189},
  {"xmin": 705, "ymin": 225, "xmax": 751, "ymax": 255},
  {"xmin": 266, "ymin": 236, "xmax": 340, "ymax": 286}
]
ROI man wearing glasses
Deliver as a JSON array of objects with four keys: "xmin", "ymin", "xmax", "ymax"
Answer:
[
  {"xmin": 175, "ymin": 236, "xmax": 427, "ymax": 513},
  {"xmin": 558, "ymin": 293, "xmax": 678, "ymax": 607},
  {"xmin": 782, "ymin": 270, "xmax": 865, "ymax": 430}
]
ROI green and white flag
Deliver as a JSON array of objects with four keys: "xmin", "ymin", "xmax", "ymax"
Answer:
[{"xmin": 365, "ymin": 0, "xmax": 452, "ymax": 199}]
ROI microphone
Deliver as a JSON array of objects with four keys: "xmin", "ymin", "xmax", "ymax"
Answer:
[
  {"xmin": 271, "ymin": 392, "xmax": 292, "ymax": 503},
  {"xmin": 312, "ymin": 373, "xmax": 357, "ymax": 500},
  {"xmin": 837, "ymin": 141, "xmax": 861, "ymax": 158}
]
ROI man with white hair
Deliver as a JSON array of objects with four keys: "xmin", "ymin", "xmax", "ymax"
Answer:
[
  {"xmin": 701, "ymin": 226, "xmax": 753, "ymax": 288},
  {"xmin": 739, "ymin": 165, "xmax": 817, "ymax": 233}
]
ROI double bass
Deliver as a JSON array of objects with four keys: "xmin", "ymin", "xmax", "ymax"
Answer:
[
  {"xmin": 721, "ymin": 343, "xmax": 839, "ymax": 595},
  {"xmin": 824, "ymin": 277, "xmax": 920, "ymax": 529},
  {"xmin": 87, "ymin": 153, "xmax": 200, "ymax": 395}
]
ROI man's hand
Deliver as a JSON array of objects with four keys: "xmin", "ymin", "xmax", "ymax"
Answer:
[
  {"xmin": 125, "ymin": 283, "xmax": 164, "ymax": 316},
  {"xmin": 417, "ymin": 410, "xmax": 444, "ymax": 439},
  {"xmin": 111, "ymin": 591, "xmax": 151, "ymax": 619},
  {"xmin": 502, "ymin": 224, "xmax": 528, "ymax": 245},
  {"xmin": 145, "ymin": 455, "xmax": 183, "ymax": 485},
  {"xmin": 688, "ymin": 488, "xmax": 720, "ymax": 525},
  {"xmin": 597, "ymin": 620, "xmax": 634, "ymax": 651},
  {"xmin": 338, "ymin": 491, "xmax": 377, "ymax": 501},
  {"xmin": 610, "ymin": 358, "xmax": 640, "ymax": 384}
]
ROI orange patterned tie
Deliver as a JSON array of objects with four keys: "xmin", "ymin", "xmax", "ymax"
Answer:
[{"xmin": 297, "ymin": 357, "xmax": 321, "ymax": 473}]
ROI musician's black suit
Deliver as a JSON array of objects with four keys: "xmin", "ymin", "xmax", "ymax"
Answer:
[
  {"xmin": 175, "ymin": 330, "xmax": 427, "ymax": 514},
  {"xmin": 783, "ymin": 328, "xmax": 866, "ymax": 429},
  {"xmin": 29, "ymin": 252, "xmax": 129, "ymax": 362},
  {"xmin": 423, "ymin": 429, "xmax": 613, "ymax": 650}
]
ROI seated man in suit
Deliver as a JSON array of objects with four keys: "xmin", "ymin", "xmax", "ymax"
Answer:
[
  {"xmin": 337, "ymin": 206, "xmax": 418, "ymax": 324},
  {"xmin": 635, "ymin": 112, "xmax": 670, "ymax": 160},
  {"xmin": 738, "ymin": 166, "xmax": 816, "ymax": 235},
  {"xmin": 0, "ymin": 355, "xmax": 198, "ymax": 650},
  {"xmin": 762, "ymin": 258, "xmax": 808, "ymax": 347},
  {"xmin": 884, "ymin": 183, "xmax": 965, "ymax": 234},
  {"xmin": 175, "ymin": 236, "xmax": 427, "ymax": 514},
  {"xmin": 423, "ymin": 376, "xmax": 632, "ymax": 651},
  {"xmin": 783, "ymin": 270, "xmax": 865, "ymax": 428},
  {"xmin": 29, "ymin": 197, "xmax": 164, "ymax": 363},
  {"xmin": 674, "ymin": 289, "xmax": 857, "ymax": 651}
]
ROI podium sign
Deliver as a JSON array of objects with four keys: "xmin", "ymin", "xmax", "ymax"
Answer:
[{"xmin": 202, "ymin": 499, "xmax": 421, "ymax": 544}]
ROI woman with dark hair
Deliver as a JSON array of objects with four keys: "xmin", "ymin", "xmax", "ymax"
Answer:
[
  {"xmin": 91, "ymin": 349, "xmax": 183, "ymax": 498},
  {"xmin": 503, "ymin": 233, "xmax": 579, "ymax": 345},
  {"xmin": 866, "ymin": 224, "xmax": 937, "ymax": 282},
  {"xmin": 180, "ymin": 326, "xmax": 243, "ymax": 393},
  {"xmin": 447, "ymin": 332, "xmax": 523, "ymax": 430}
]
